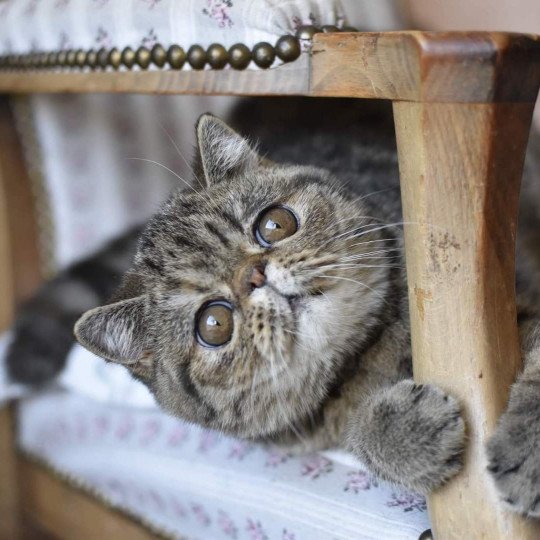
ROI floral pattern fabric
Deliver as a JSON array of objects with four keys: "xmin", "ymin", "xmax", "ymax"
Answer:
[
  {"xmin": 0, "ymin": 0, "xmax": 348, "ymax": 70},
  {"xmin": 18, "ymin": 390, "xmax": 430, "ymax": 540}
]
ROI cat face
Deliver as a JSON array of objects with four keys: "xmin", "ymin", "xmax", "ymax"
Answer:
[{"xmin": 75, "ymin": 115, "xmax": 392, "ymax": 439}]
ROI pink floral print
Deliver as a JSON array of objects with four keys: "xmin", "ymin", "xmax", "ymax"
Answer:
[
  {"xmin": 344, "ymin": 470, "xmax": 379, "ymax": 493},
  {"xmin": 386, "ymin": 491, "xmax": 427, "ymax": 513},
  {"xmin": 301, "ymin": 455, "xmax": 333, "ymax": 479},
  {"xmin": 141, "ymin": 28, "xmax": 158, "ymax": 48},
  {"xmin": 202, "ymin": 0, "xmax": 234, "ymax": 28},
  {"xmin": 228, "ymin": 440, "xmax": 254, "ymax": 460},
  {"xmin": 218, "ymin": 510, "xmax": 238, "ymax": 538},
  {"xmin": 139, "ymin": 419, "xmax": 161, "ymax": 445},
  {"xmin": 139, "ymin": 0, "xmax": 162, "ymax": 9},
  {"xmin": 265, "ymin": 448, "xmax": 290, "ymax": 467},
  {"xmin": 170, "ymin": 497, "xmax": 188, "ymax": 518},
  {"xmin": 167, "ymin": 423, "xmax": 189, "ymax": 447},
  {"xmin": 115, "ymin": 415, "xmax": 135, "ymax": 440},
  {"xmin": 94, "ymin": 26, "xmax": 112, "ymax": 48},
  {"xmin": 246, "ymin": 518, "xmax": 268, "ymax": 540},
  {"xmin": 198, "ymin": 430, "xmax": 219, "ymax": 452},
  {"xmin": 191, "ymin": 503, "xmax": 211, "ymax": 526}
]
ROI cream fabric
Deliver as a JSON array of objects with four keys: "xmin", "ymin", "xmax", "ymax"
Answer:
[
  {"xmin": 0, "ymin": 0, "xmax": 346, "ymax": 67},
  {"xmin": 19, "ymin": 390, "xmax": 430, "ymax": 539}
]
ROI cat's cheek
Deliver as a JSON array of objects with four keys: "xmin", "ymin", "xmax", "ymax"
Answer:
[{"xmin": 265, "ymin": 261, "xmax": 298, "ymax": 296}]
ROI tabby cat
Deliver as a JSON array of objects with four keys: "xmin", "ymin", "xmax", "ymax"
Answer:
[{"xmin": 9, "ymin": 99, "xmax": 540, "ymax": 515}]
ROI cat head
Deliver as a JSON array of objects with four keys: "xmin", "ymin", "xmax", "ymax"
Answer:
[{"xmin": 75, "ymin": 114, "xmax": 392, "ymax": 439}]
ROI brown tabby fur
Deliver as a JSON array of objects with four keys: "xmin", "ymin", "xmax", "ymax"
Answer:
[{"xmin": 73, "ymin": 99, "xmax": 540, "ymax": 513}]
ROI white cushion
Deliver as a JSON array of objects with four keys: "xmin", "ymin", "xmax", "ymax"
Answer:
[
  {"xmin": 0, "ymin": 0, "xmax": 348, "ymax": 69},
  {"xmin": 18, "ymin": 389, "xmax": 431, "ymax": 539}
]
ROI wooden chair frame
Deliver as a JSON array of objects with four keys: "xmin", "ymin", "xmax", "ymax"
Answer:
[{"xmin": 0, "ymin": 31, "xmax": 539, "ymax": 539}]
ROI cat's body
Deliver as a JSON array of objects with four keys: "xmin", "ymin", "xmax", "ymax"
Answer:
[{"xmin": 8, "ymin": 99, "xmax": 540, "ymax": 516}]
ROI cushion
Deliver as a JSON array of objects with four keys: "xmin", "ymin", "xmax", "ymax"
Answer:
[
  {"xmin": 0, "ymin": 0, "xmax": 353, "ymax": 71},
  {"xmin": 18, "ymin": 389, "xmax": 431, "ymax": 539}
]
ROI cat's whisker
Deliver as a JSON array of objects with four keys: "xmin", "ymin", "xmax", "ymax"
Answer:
[
  {"xmin": 127, "ymin": 157, "xmax": 197, "ymax": 193},
  {"xmin": 156, "ymin": 120, "xmax": 203, "ymax": 190},
  {"xmin": 312, "ymin": 273, "xmax": 390, "ymax": 305}
]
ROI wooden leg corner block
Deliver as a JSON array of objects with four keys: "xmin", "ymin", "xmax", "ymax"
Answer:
[{"xmin": 393, "ymin": 100, "xmax": 540, "ymax": 539}]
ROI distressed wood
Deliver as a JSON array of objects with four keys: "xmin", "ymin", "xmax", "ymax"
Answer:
[
  {"xmin": 19, "ymin": 459, "xmax": 160, "ymax": 540},
  {"xmin": 311, "ymin": 31, "xmax": 540, "ymax": 102},
  {"xmin": 0, "ymin": 405, "xmax": 20, "ymax": 539},
  {"xmin": 0, "ymin": 97, "xmax": 42, "ymax": 306},
  {"xmin": 394, "ymin": 101, "xmax": 540, "ymax": 539}
]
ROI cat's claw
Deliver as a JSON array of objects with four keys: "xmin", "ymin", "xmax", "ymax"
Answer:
[{"xmin": 487, "ymin": 407, "xmax": 540, "ymax": 518}]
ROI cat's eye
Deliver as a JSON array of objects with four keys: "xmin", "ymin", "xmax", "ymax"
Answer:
[
  {"xmin": 255, "ymin": 206, "xmax": 298, "ymax": 247},
  {"xmin": 196, "ymin": 301, "xmax": 234, "ymax": 347}
]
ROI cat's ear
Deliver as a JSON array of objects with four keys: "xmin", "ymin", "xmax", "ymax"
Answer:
[
  {"xmin": 74, "ymin": 295, "xmax": 151, "ymax": 369},
  {"xmin": 194, "ymin": 113, "xmax": 260, "ymax": 185}
]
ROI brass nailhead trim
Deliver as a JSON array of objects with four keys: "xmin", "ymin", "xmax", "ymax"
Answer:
[
  {"xmin": 121, "ymin": 46, "xmax": 136, "ymax": 69},
  {"xmin": 252, "ymin": 42, "xmax": 275, "ymax": 69},
  {"xmin": 135, "ymin": 46, "xmax": 151, "ymax": 69},
  {"xmin": 151, "ymin": 44, "xmax": 167, "ymax": 67},
  {"xmin": 86, "ymin": 49, "xmax": 97, "ymax": 69},
  {"xmin": 206, "ymin": 43, "xmax": 228, "ymax": 70},
  {"xmin": 187, "ymin": 44, "xmax": 206, "ymax": 70},
  {"xmin": 167, "ymin": 44, "xmax": 186, "ymax": 69},
  {"xmin": 108, "ymin": 47, "xmax": 122, "ymax": 70},
  {"xmin": 228, "ymin": 43, "xmax": 251, "ymax": 70},
  {"xmin": 0, "ymin": 26, "xmax": 355, "ymax": 72}
]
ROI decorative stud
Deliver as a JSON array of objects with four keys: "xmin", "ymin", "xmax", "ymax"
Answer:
[
  {"xmin": 228, "ymin": 43, "xmax": 251, "ymax": 70},
  {"xmin": 86, "ymin": 49, "xmax": 98, "ymax": 69},
  {"xmin": 206, "ymin": 43, "xmax": 228, "ymax": 70},
  {"xmin": 296, "ymin": 25, "xmax": 321, "ymax": 40},
  {"xmin": 187, "ymin": 45, "xmax": 206, "ymax": 70},
  {"xmin": 0, "ymin": 28, "xmax": 341, "ymax": 72},
  {"xmin": 108, "ymin": 47, "xmax": 122, "ymax": 69},
  {"xmin": 167, "ymin": 45, "xmax": 186, "ymax": 69},
  {"xmin": 252, "ymin": 42, "xmax": 275, "ymax": 69},
  {"xmin": 151, "ymin": 44, "xmax": 167, "ymax": 67},
  {"xmin": 75, "ymin": 49, "xmax": 86, "ymax": 68},
  {"xmin": 275, "ymin": 35, "xmax": 301, "ymax": 62},
  {"xmin": 97, "ymin": 47, "xmax": 109, "ymax": 69},
  {"xmin": 58, "ymin": 50, "xmax": 68, "ymax": 67},
  {"xmin": 66, "ymin": 49, "xmax": 77, "ymax": 67},
  {"xmin": 121, "ymin": 46, "xmax": 136, "ymax": 69},
  {"xmin": 135, "ymin": 46, "xmax": 151, "ymax": 69}
]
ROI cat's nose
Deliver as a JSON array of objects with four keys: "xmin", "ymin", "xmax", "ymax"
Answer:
[
  {"xmin": 232, "ymin": 258, "xmax": 267, "ymax": 297},
  {"xmin": 250, "ymin": 264, "xmax": 266, "ymax": 288}
]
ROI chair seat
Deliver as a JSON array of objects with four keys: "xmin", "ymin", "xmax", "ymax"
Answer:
[
  {"xmin": 18, "ymin": 389, "xmax": 430, "ymax": 539},
  {"xmin": 0, "ymin": 0, "xmax": 348, "ymax": 71}
]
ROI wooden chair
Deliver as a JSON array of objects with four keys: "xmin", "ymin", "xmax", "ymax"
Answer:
[{"xmin": 1, "ymin": 30, "xmax": 540, "ymax": 539}]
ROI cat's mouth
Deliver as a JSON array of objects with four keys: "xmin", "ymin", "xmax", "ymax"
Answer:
[{"xmin": 285, "ymin": 289, "xmax": 324, "ymax": 314}]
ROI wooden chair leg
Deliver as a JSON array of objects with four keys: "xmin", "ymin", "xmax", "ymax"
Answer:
[
  {"xmin": 0, "ymin": 97, "xmax": 42, "ymax": 540},
  {"xmin": 0, "ymin": 405, "xmax": 21, "ymax": 539},
  {"xmin": 393, "ymin": 101, "xmax": 540, "ymax": 539}
]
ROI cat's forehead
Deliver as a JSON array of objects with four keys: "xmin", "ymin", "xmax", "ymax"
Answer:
[{"xmin": 134, "ymin": 165, "xmax": 339, "ymax": 289}]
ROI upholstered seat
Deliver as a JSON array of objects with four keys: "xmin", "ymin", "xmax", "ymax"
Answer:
[
  {"xmin": 18, "ymin": 384, "xmax": 431, "ymax": 539},
  {"xmin": 0, "ymin": 0, "xmax": 352, "ymax": 72}
]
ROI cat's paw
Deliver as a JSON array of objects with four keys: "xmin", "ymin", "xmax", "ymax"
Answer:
[
  {"xmin": 486, "ymin": 407, "xmax": 540, "ymax": 518},
  {"xmin": 349, "ymin": 380, "xmax": 466, "ymax": 494}
]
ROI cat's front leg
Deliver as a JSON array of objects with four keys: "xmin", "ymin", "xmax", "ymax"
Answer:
[
  {"xmin": 344, "ymin": 379, "xmax": 465, "ymax": 493},
  {"xmin": 486, "ymin": 318, "xmax": 540, "ymax": 517}
]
